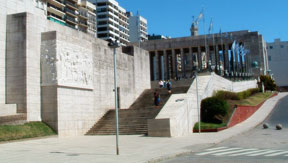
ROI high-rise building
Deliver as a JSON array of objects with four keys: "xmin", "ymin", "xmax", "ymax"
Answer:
[
  {"xmin": 94, "ymin": 0, "xmax": 130, "ymax": 45},
  {"xmin": 78, "ymin": 0, "xmax": 97, "ymax": 36},
  {"xmin": 127, "ymin": 12, "xmax": 148, "ymax": 43},
  {"xmin": 267, "ymin": 39, "xmax": 288, "ymax": 86},
  {"xmin": 118, "ymin": 6, "xmax": 130, "ymax": 45},
  {"xmin": 46, "ymin": 0, "xmax": 97, "ymax": 36}
]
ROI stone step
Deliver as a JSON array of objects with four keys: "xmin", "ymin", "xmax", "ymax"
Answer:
[{"xmin": 86, "ymin": 86, "xmax": 191, "ymax": 135}]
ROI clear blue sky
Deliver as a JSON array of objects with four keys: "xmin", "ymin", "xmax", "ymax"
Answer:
[{"xmin": 118, "ymin": 0, "xmax": 288, "ymax": 42}]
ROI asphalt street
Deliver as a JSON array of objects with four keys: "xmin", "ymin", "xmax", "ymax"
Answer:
[{"xmin": 163, "ymin": 95, "xmax": 288, "ymax": 163}]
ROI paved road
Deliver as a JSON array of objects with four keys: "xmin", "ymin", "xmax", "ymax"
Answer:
[{"xmin": 163, "ymin": 95, "xmax": 288, "ymax": 163}]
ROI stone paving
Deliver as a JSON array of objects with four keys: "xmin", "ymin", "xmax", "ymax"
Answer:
[{"xmin": 0, "ymin": 93, "xmax": 287, "ymax": 163}]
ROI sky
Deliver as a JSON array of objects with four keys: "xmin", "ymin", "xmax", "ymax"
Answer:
[{"xmin": 117, "ymin": 0, "xmax": 288, "ymax": 42}]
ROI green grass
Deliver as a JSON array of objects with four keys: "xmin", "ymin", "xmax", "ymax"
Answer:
[
  {"xmin": 0, "ymin": 122, "xmax": 56, "ymax": 142},
  {"xmin": 193, "ymin": 122, "xmax": 227, "ymax": 130},
  {"xmin": 234, "ymin": 92, "xmax": 273, "ymax": 106}
]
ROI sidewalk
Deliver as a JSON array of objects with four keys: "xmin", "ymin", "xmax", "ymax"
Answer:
[{"xmin": 0, "ymin": 93, "xmax": 287, "ymax": 163}]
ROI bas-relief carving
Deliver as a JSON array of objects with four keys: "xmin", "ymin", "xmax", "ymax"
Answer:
[{"xmin": 41, "ymin": 41, "xmax": 93, "ymax": 89}]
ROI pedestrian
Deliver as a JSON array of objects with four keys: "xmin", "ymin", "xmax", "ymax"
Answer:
[
  {"xmin": 154, "ymin": 90, "xmax": 160, "ymax": 107},
  {"xmin": 159, "ymin": 80, "xmax": 163, "ymax": 88},
  {"xmin": 163, "ymin": 80, "xmax": 167, "ymax": 88},
  {"xmin": 167, "ymin": 80, "xmax": 172, "ymax": 94}
]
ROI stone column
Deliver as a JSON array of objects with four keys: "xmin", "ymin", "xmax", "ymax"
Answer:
[
  {"xmin": 151, "ymin": 52, "xmax": 157, "ymax": 81},
  {"xmin": 198, "ymin": 46, "xmax": 202, "ymax": 70},
  {"xmin": 163, "ymin": 50, "xmax": 168, "ymax": 80},
  {"xmin": 190, "ymin": 47, "xmax": 194, "ymax": 71},
  {"xmin": 172, "ymin": 49, "xmax": 177, "ymax": 79},
  {"xmin": 155, "ymin": 51, "xmax": 160, "ymax": 81},
  {"xmin": 159, "ymin": 52, "xmax": 164, "ymax": 80},
  {"xmin": 180, "ymin": 48, "xmax": 185, "ymax": 78}
]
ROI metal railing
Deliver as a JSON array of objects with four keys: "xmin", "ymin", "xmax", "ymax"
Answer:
[
  {"xmin": 65, "ymin": 8, "xmax": 77, "ymax": 16},
  {"xmin": 66, "ymin": 16, "xmax": 77, "ymax": 23},
  {"xmin": 65, "ymin": 0, "xmax": 77, "ymax": 8}
]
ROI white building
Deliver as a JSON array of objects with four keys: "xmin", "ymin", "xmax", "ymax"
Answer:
[
  {"xmin": 128, "ymin": 12, "xmax": 148, "ymax": 43},
  {"xmin": 267, "ymin": 38, "xmax": 288, "ymax": 86},
  {"xmin": 95, "ymin": 0, "xmax": 130, "ymax": 46}
]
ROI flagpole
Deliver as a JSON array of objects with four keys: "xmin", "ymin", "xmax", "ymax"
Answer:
[
  {"xmin": 202, "ymin": 8, "xmax": 208, "ymax": 71},
  {"xmin": 212, "ymin": 24, "xmax": 217, "ymax": 74}
]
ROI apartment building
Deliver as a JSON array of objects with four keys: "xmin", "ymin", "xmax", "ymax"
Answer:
[
  {"xmin": 267, "ymin": 39, "xmax": 288, "ymax": 86},
  {"xmin": 78, "ymin": 0, "xmax": 97, "ymax": 36},
  {"xmin": 95, "ymin": 0, "xmax": 130, "ymax": 45},
  {"xmin": 46, "ymin": 0, "xmax": 97, "ymax": 36},
  {"xmin": 118, "ymin": 6, "xmax": 130, "ymax": 45},
  {"xmin": 47, "ymin": 0, "xmax": 66, "ymax": 25},
  {"xmin": 127, "ymin": 12, "xmax": 148, "ymax": 43}
]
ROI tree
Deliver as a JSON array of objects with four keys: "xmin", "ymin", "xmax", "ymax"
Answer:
[{"xmin": 260, "ymin": 75, "xmax": 277, "ymax": 91}]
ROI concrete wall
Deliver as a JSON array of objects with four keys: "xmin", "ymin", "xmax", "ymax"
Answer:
[
  {"xmin": 1, "ymin": 9, "xmax": 150, "ymax": 136},
  {"xmin": 41, "ymin": 30, "xmax": 150, "ymax": 136},
  {"xmin": 0, "ymin": 0, "xmax": 44, "ymax": 106},
  {"xmin": 148, "ymin": 73, "xmax": 257, "ymax": 137}
]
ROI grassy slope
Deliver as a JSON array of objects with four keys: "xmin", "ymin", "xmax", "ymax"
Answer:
[
  {"xmin": 0, "ymin": 122, "xmax": 56, "ymax": 142},
  {"xmin": 194, "ymin": 92, "xmax": 274, "ymax": 130},
  {"xmin": 234, "ymin": 92, "xmax": 273, "ymax": 106}
]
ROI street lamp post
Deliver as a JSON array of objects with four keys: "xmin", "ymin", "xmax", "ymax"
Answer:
[
  {"xmin": 195, "ymin": 68, "xmax": 201, "ymax": 133},
  {"xmin": 108, "ymin": 39, "xmax": 121, "ymax": 155}
]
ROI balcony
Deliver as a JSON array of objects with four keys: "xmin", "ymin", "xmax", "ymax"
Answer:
[
  {"xmin": 66, "ymin": 23, "xmax": 77, "ymax": 30},
  {"xmin": 47, "ymin": 4, "xmax": 65, "ymax": 17},
  {"xmin": 78, "ymin": 12, "xmax": 88, "ymax": 20},
  {"xmin": 65, "ymin": 1, "xmax": 78, "ymax": 10},
  {"xmin": 67, "ymin": 0, "xmax": 78, "ymax": 3},
  {"xmin": 65, "ymin": 8, "xmax": 78, "ymax": 17},
  {"xmin": 66, "ymin": 16, "xmax": 78, "ymax": 25},
  {"xmin": 48, "ymin": 14, "xmax": 66, "ymax": 25},
  {"xmin": 79, "ymin": 21, "xmax": 88, "ymax": 28},
  {"xmin": 48, "ymin": 0, "xmax": 65, "ymax": 8},
  {"xmin": 80, "ymin": 0, "xmax": 96, "ymax": 11}
]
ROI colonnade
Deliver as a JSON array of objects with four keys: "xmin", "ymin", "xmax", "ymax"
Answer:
[{"xmin": 149, "ymin": 43, "xmax": 251, "ymax": 81}]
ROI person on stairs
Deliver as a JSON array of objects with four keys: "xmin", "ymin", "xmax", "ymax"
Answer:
[{"xmin": 153, "ymin": 90, "xmax": 160, "ymax": 107}]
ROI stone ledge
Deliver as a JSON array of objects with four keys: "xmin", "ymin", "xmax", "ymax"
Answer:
[{"xmin": 0, "ymin": 104, "xmax": 17, "ymax": 116}]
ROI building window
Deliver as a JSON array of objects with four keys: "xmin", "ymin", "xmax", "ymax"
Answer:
[
  {"xmin": 280, "ymin": 45, "xmax": 284, "ymax": 48},
  {"xmin": 269, "ymin": 46, "xmax": 273, "ymax": 49},
  {"xmin": 268, "ymin": 56, "xmax": 272, "ymax": 61}
]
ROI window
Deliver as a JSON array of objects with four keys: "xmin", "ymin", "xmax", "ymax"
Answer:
[
  {"xmin": 270, "ymin": 46, "xmax": 273, "ymax": 49},
  {"xmin": 281, "ymin": 45, "xmax": 284, "ymax": 48},
  {"xmin": 268, "ymin": 56, "xmax": 272, "ymax": 61}
]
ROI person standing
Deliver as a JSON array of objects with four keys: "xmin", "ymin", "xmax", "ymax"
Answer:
[
  {"xmin": 167, "ymin": 80, "xmax": 172, "ymax": 94},
  {"xmin": 154, "ymin": 90, "xmax": 160, "ymax": 106},
  {"xmin": 159, "ymin": 80, "xmax": 164, "ymax": 88}
]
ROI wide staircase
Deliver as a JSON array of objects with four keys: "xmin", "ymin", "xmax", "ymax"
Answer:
[{"xmin": 86, "ymin": 86, "xmax": 191, "ymax": 135}]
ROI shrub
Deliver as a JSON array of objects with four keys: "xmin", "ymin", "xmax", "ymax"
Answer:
[
  {"xmin": 201, "ymin": 97, "xmax": 229, "ymax": 124},
  {"xmin": 260, "ymin": 75, "xmax": 277, "ymax": 91},
  {"xmin": 215, "ymin": 88, "xmax": 260, "ymax": 101},
  {"xmin": 248, "ymin": 88, "xmax": 260, "ymax": 95},
  {"xmin": 215, "ymin": 91, "xmax": 239, "ymax": 100}
]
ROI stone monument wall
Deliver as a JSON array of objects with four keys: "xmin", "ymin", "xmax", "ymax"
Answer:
[{"xmin": 41, "ymin": 30, "xmax": 150, "ymax": 136}]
